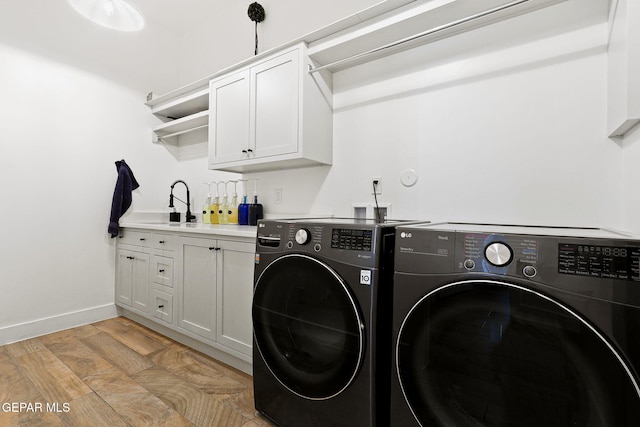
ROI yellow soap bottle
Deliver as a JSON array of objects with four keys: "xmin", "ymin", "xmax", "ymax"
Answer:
[{"xmin": 209, "ymin": 181, "xmax": 220, "ymax": 224}]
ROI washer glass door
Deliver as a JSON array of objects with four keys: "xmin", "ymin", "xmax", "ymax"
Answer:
[
  {"xmin": 397, "ymin": 280, "xmax": 640, "ymax": 426},
  {"xmin": 253, "ymin": 254, "xmax": 364, "ymax": 400}
]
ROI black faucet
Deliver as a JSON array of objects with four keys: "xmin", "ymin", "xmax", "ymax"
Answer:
[{"xmin": 169, "ymin": 180, "xmax": 196, "ymax": 222}]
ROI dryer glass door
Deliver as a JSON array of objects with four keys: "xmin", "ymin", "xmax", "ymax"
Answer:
[
  {"xmin": 397, "ymin": 280, "xmax": 640, "ymax": 426},
  {"xmin": 253, "ymin": 254, "xmax": 365, "ymax": 400}
]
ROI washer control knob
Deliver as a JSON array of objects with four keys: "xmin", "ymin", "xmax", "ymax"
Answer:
[
  {"xmin": 463, "ymin": 259, "xmax": 475, "ymax": 270},
  {"xmin": 295, "ymin": 228, "xmax": 311, "ymax": 245},
  {"xmin": 523, "ymin": 265, "xmax": 537, "ymax": 278},
  {"xmin": 485, "ymin": 242, "xmax": 513, "ymax": 267}
]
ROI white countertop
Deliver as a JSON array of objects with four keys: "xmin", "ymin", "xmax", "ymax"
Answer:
[{"xmin": 120, "ymin": 221, "xmax": 257, "ymax": 239}]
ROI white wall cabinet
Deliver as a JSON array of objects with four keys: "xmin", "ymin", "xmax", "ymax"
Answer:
[
  {"xmin": 208, "ymin": 43, "xmax": 333, "ymax": 172},
  {"xmin": 608, "ymin": 0, "xmax": 640, "ymax": 138},
  {"xmin": 116, "ymin": 226, "xmax": 256, "ymax": 372}
]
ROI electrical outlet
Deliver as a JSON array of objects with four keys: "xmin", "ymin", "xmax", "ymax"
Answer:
[{"xmin": 372, "ymin": 176, "xmax": 382, "ymax": 195}]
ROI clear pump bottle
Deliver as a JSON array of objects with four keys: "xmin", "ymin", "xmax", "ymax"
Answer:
[
  {"xmin": 228, "ymin": 180, "xmax": 239, "ymax": 225},
  {"xmin": 218, "ymin": 181, "xmax": 229, "ymax": 225}
]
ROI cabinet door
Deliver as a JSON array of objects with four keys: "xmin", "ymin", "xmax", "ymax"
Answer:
[
  {"xmin": 116, "ymin": 249, "xmax": 134, "ymax": 306},
  {"xmin": 178, "ymin": 237, "xmax": 218, "ymax": 341},
  {"xmin": 116, "ymin": 248, "xmax": 150, "ymax": 312},
  {"xmin": 250, "ymin": 49, "xmax": 299, "ymax": 158},
  {"xmin": 209, "ymin": 70, "xmax": 250, "ymax": 164},
  {"xmin": 216, "ymin": 240, "xmax": 255, "ymax": 356}
]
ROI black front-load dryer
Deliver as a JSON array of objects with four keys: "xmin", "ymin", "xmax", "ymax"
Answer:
[
  {"xmin": 253, "ymin": 218, "xmax": 421, "ymax": 427},
  {"xmin": 391, "ymin": 222, "xmax": 640, "ymax": 427}
]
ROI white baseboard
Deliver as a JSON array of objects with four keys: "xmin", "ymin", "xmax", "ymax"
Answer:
[{"xmin": 0, "ymin": 303, "xmax": 119, "ymax": 345}]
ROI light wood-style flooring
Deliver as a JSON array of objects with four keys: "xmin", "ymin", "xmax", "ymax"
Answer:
[{"xmin": 0, "ymin": 316, "xmax": 275, "ymax": 426}]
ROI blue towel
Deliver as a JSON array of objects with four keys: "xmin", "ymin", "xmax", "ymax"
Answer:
[{"xmin": 108, "ymin": 159, "xmax": 140, "ymax": 238}]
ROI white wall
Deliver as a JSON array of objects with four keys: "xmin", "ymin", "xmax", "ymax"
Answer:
[{"xmin": 242, "ymin": 3, "xmax": 626, "ymax": 231}]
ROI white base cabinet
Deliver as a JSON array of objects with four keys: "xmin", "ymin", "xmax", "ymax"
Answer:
[
  {"xmin": 177, "ymin": 237, "xmax": 254, "ymax": 357},
  {"xmin": 115, "ymin": 227, "xmax": 256, "ymax": 371}
]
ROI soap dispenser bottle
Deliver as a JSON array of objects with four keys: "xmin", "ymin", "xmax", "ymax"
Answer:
[
  {"xmin": 248, "ymin": 179, "xmax": 264, "ymax": 226},
  {"xmin": 201, "ymin": 183, "xmax": 211, "ymax": 224},
  {"xmin": 218, "ymin": 181, "xmax": 229, "ymax": 225},
  {"xmin": 238, "ymin": 179, "xmax": 249, "ymax": 225},
  {"xmin": 209, "ymin": 182, "xmax": 220, "ymax": 224},
  {"xmin": 228, "ymin": 180, "xmax": 239, "ymax": 225}
]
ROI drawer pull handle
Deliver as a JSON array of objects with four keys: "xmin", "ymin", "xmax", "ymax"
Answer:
[
  {"xmin": 158, "ymin": 305, "xmax": 164, "ymax": 309},
  {"xmin": 159, "ymin": 240, "xmax": 165, "ymax": 244},
  {"xmin": 126, "ymin": 256, "xmax": 134, "ymax": 260},
  {"xmin": 139, "ymin": 238, "xmax": 146, "ymax": 241},
  {"xmin": 159, "ymin": 269, "xmax": 165, "ymax": 272}
]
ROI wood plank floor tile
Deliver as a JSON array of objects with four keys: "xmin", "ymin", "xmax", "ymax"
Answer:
[
  {"xmin": 80, "ymin": 332, "xmax": 154, "ymax": 376},
  {"xmin": 134, "ymin": 365, "xmax": 250, "ymax": 426},
  {"xmin": 84, "ymin": 366, "xmax": 192, "ymax": 427},
  {"xmin": 0, "ymin": 347, "xmax": 16, "ymax": 372},
  {"xmin": 0, "ymin": 366, "xmax": 41, "ymax": 403},
  {"xmin": 44, "ymin": 337, "xmax": 114, "ymax": 380},
  {"xmin": 6, "ymin": 338, "xmax": 47, "ymax": 359},
  {"xmin": 14, "ymin": 349, "xmax": 92, "ymax": 403},
  {"xmin": 38, "ymin": 324, "xmax": 101, "ymax": 345},
  {"xmin": 151, "ymin": 346, "xmax": 247, "ymax": 395},
  {"xmin": 0, "ymin": 406, "xmax": 65, "ymax": 427},
  {"xmin": 93, "ymin": 317, "xmax": 168, "ymax": 355},
  {"xmin": 56, "ymin": 392, "xmax": 129, "ymax": 427}
]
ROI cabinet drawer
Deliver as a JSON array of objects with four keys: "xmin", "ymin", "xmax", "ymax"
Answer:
[
  {"xmin": 117, "ymin": 230, "xmax": 151, "ymax": 247},
  {"xmin": 152, "ymin": 233, "xmax": 179, "ymax": 251},
  {"xmin": 152, "ymin": 289, "xmax": 173, "ymax": 324},
  {"xmin": 152, "ymin": 255, "xmax": 174, "ymax": 287}
]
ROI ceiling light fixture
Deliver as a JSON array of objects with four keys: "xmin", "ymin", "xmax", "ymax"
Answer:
[{"xmin": 67, "ymin": 0, "xmax": 144, "ymax": 32}]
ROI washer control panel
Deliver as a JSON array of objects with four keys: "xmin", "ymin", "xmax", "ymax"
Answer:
[
  {"xmin": 558, "ymin": 243, "xmax": 640, "ymax": 281},
  {"xmin": 330, "ymin": 228, "xmax": 373, "ymax": 251}
]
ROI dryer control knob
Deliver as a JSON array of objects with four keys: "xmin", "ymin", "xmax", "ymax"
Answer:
[
  {"xmin": 295, "ymin": 228, "xmax": 311, "ymax": 245},
  {"xmin": 485, "ymin": 242, "xmax": 513, "ymax": 267}
]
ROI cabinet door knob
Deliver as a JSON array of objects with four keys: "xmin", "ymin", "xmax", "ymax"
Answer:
[
  {"xmin": 209, "ymin": 247, "xmax": 216, "ymax": 251},
  {"xmin": 159, "ymin": 240, "xmax": 165, "ymax": 244},
  {"xmin": 159, "ymin": 269, "xmax": 165, "ymax": 272}
]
